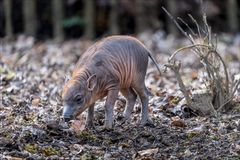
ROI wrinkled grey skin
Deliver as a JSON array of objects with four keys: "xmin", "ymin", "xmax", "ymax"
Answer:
[{"xmin": 62, "ymin": 36, "xmax": 161, "ymax": 129}]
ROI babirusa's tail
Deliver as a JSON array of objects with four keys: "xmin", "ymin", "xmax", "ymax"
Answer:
[{"xmin": 147, "ymin": 50, "xmax": 161, "ymax": 76}]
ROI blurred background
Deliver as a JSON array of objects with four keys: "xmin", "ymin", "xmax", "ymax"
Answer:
[{"xmin": 0, "ymin": 0, "xmax": 240, "ymax": 40}]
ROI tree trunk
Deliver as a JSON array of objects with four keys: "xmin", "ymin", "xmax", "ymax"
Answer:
[
  {"xmin": 3, "ymin": 0, "xmax": 13, "ymax": 37},
  {"xmin": 109, "ymin": 0, "xmax": 119, "ymax": 35},
  {"xmin": 84, "ymin": 0, "xmax": 95, "ymax": 39},
  {"xmin": 135, "ymin": 0, "xmax": 160, "ymax": 33},
  {"xmin": 52, "ymin": 0, "xmax": 64, "ymax": 41},
  {"xmin": 135, "ymin": 0, "xmax": 147, "ymax": 33},
  {"xmin": 166, "ymin": 0, "xmax": 178, "ymax": 36},
  {"xmin": 227, "ymin": 0, "xmax": 239, "ymax": 33},
  {"xmin": 23, "ymin": 0, "xmax": 37, "ymax": 37}
]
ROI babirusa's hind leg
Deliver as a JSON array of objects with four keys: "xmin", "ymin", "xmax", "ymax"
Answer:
[
  {"xmin": 140, "ymin": 90, "xmax": 150, "ymax": 125},
  {"xmin": 133, "ymin": 86, "xmax": 153, "ymax": 125},
  {"xmin": 121, "ymin": 88, "xmax": 137, "ymax": 120}
]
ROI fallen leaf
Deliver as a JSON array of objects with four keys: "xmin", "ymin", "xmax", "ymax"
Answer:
[
  {"xmin": 119, "ymin": 142, "xmax": 130, "ymax": 148},
  {"xmin": 5, "ymin": 70, "xmax": 16, "ymax": 81},
  {"xmin": 0, "ymin": 66, "xmax": 6, "ymax": 74},
  {"xmin": 138, "ymin": 148, "xmax": 159, "ymax": 156},
  {"xmin": 191, "ymin": 70, "xmax": 198, "ymax": 79},
  {"xmin": 155, "ymin": 91, "xmax": 167, "ymax": 97},
  {"xmin": 25, "ymin": 143, "xmax": 38, "ymax": 154},
  {"xmin": 69, "ymin": 144, "xmax": 84, "ymax": 155},
  {"xmin": 3, "ymin": 156, "xmax": 24, "ymax": 160},
  {"xmin": 184, "ymin": 149, "xmax": 192, "ymax": 157},
  {"xmin": 235, "ymin": 144, "xmax": 240, "ymax": 154},
  {"xmin": 32, "ymin": 98, "xmax": 41, "ymax": 107},
  {"xmin": 41, "ymin": 146, "xmax": 60, "ymax": 156},
  {"xmin": 70, "ymin": 120, "xmax": 85, "ymax": 132},
  {"xmin": 170, "ymin": 96, "xmax": 180, "ymax": 105},
  {"xmin": 81, "ymin": 153, "xmax": 96, "ymax": 160},
  {"xmin": 171, "ymin": 116, "xmax": 186, "ymax": 128}
]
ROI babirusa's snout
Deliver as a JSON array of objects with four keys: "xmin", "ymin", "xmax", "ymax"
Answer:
[{"xmin": 62, "ymin": 105, "xmax": 75, "ymax": 122}]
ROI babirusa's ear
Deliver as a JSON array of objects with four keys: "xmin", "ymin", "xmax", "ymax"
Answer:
[{"xmin": 87, "ymin": 74, "xmax": 97, "ymax": 91}]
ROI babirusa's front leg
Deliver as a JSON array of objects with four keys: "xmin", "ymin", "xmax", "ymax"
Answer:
[
  {"xmin": 104, "ymin": 89, "xmax": 119, "ymax": 129},
  {"xmin": 86, "ymin": 103, "xmax": 95, "ymax": 128}
]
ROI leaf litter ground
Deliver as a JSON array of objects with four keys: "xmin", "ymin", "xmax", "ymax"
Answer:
[{"xmin": 1, "ymin": 34, "xmax": 240, "ymax": 159}]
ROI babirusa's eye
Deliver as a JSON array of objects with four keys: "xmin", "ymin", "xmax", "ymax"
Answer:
[{"xmin": 74, "ymin": 95, "xmax": 83, "ymax": 103}]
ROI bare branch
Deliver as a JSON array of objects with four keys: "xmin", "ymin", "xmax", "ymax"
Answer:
[
  {"xmin": 207, "ymin": 50, "xmax": 229, "ymax": 95},
  {"xmin": 177, "ymin": 17, "xmax": 197, "ymax": 37},
  {"xmin": 165, "ymin": 62, "xmax": 192, "ymax": 108},
  {"xmin": 203, "ymin": 14, "xmax": 212, "ymax": 46},
  {"xmin": 163, "ymin": 7, "xmax": 207, "ymax": 57},
  {"xmin": 231, "ymin": 79, "xmax": 240, "ymax": 98},
  {"xmin": 188, "ymin": 14, "xmax": 202, "ymax": 39},
  {"xmin": 168, "ymin": 44, "xmax": 212, "ymax": 62},
  {"xmin": 162, "ymin": 7, "xmax": 194, "ymax": 43},
  {"xmin": 217, "ymin": 79, "xmax": 239, "ymax": 112}
]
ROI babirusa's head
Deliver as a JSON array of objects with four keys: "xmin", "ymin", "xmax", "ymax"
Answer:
[{"xmin": 62, "ymin": 74, "xmax": 97, "ymax": 121}]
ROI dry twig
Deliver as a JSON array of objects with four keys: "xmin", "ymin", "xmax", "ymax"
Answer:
[{"xmin": 163, "ymin": 7, "xmax": 237, "ymax": 115}]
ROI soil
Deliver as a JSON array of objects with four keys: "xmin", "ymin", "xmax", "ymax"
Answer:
[{"xmin": 1, "ymin": 34, "xmax": 240, "ymax": 159}]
